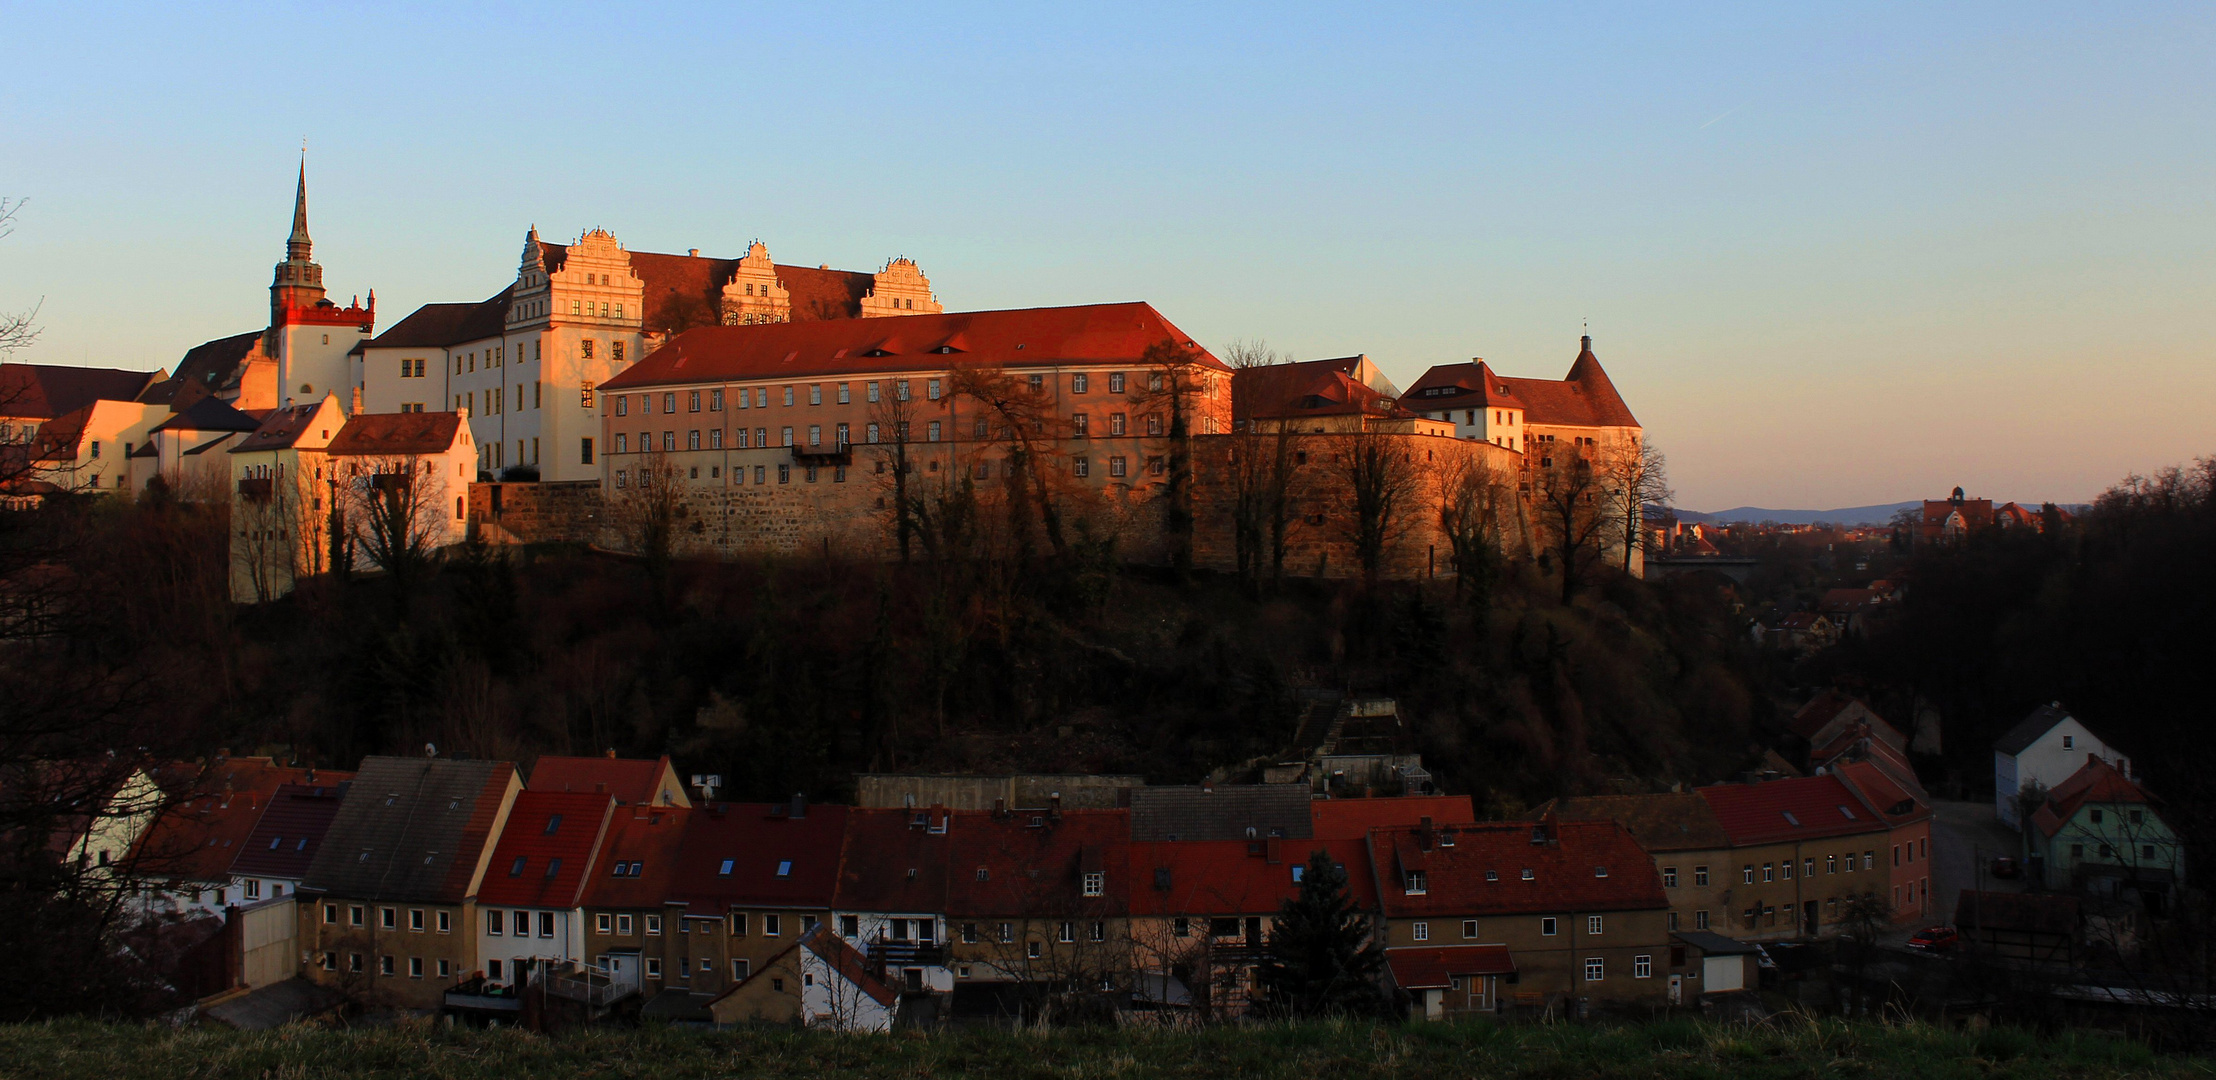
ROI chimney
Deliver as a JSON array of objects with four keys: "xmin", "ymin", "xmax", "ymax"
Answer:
[
  {"xmin": 1049, "ymin": 793, "xmax": 1063, "ymax": 821},
  {"xmin": 790, "ymin": 793, "xmax": 806, "ymax": 819},
  {"xmin": 350, "ymin": 386, "xmax": 362, "ymax": 414},
  {"xmin": 993, "ymin": 797, "xmax": 1007, "ymax": 816},
  {"xmin": 605, "ymin": 748, "xmax": 617, "ymax": 758},
  {"xmin": 1201, "ymin": 780, "xmax": 1213, "ymax": 794},
  {"xmin": 1581, "ymin": 334, "xmax": 1592, "ymax": 352},
  {"xmin": 688, "ymin": 249, "xmax": 700, "ymax": 257}
]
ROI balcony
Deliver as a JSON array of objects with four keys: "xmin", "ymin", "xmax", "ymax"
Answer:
[
  {"xmin": 789, "ymin": 443, "xmax": 853, "ymax": 465},
  {"xmin": 442, "ymin": 975, "xmax": 522, "ymax": 1014},
  {"xmin": 865, "ymin": 933, "xmax": 948, "ymax": 969}
]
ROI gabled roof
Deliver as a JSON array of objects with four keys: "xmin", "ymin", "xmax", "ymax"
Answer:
[
  {"xmin": 0, "ymin": 362, "xmax": 163, "ymax": 420},
  {"xmin": 668, "ymin": 802, "xmax": 850, "ymax": 912},
  {"xmin": 1791, "ymin": 690, "xmax": 1867, "ymax": 740},
  {"xmin": 1125, "ymin": 837, "xmax": 1378, "ymax": 917},
  {"xmin": 1384, "ymin": 944, "xmax": 1515, "ymax": 989},
  {"xmin": 801, "ymin": 924, "xmax": 899, "ymax": 1007},
  {"xmin": 831, "ymin": 808, "xmax": 952, "ymax": 914},
  {"xmin": 230, "ymin": 781, "xmax": 351, "ymax": 881},
  {"xmin": 1369, "ymin": 820, "xmax": 1667, "ymax": 918},
  {"xmin": 147, "ymin": 331, "xmax": 264, "ymax": 409},
  {"xmin": 945, "ymin": 809, "xmax": 1129, "ymax": 916},
  {"xmin": 1994, "ymin": 702, "xmax": 2106, "ymax": 757},
  {"xmin": 326, "ymin": 412, "xmax": 465, "ymax": 457},
  {"xmin": 1697, "ymin": 776, "xmax": 1885, "ymax": 847},
  {"xmin": 301, "ymin": 756, "xmax": 518, "ymax": 903},
  {"xmin": 150, "ymin": 393, "xmax": 263, "ymax": 435},
  {"xmin": 130, "ymin": 758, "xmax": 341, "ymax": 886},
  {"xmin": 367, "ymin": 289, "xmax": 514, "ymax": 350},
  {"xmin": 1829, "ymin": 761, "xmax": 1928, "ymax": 826},
  {"xmin": 231, "ymin": 399, "xmax": 335, "ymax": 454},
  {"xmin": 601, "ymin": 303, "xmax": 1225, "ymax": 391},
  {"xmin": 581, "ymin": 805, "xmax": 691, "ymax": 910},
  {"xmin": 1543, "ymin": 792, "xmax": 1732, "ymax": 852},
  {"xmin": 1232, "ymin": 359, "xmax": 1417, "ymax": 423},
  {"xmin": 1129, "ymin": 785, "xmax": 1311, "ymax": 843},
  {"xmin": 2030, "ymin": 757, "xmax": 2156, "ymax": 839},
  {"xmin": 527, "ymin": 755, "xmax": 689, "ymax": 808},
  {"xmin": 1405, "ymin": 338, "xmax": 1639, "ymax": 429},
  {"xmin": 477, "ymin": 791, "xmax": 616, "ymax": 908},
  {"xmin": 1310, "ymin": 795, "xmax": 1476, "ymax": 842},
  {"xmin": 1402, "ymin": 360, "xmax": 1525, "ymax": 411},
  {"xmin": 538, "ymin": 242, "xmax": 881, "ymax": 332}
]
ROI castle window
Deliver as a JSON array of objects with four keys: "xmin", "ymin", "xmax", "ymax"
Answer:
[
  {"xmin": 866, "ymin": 423, "xmax": 880, "ymax": 444},
  {"xmin": 835, "ymin": 423, "xmax": 849, "ymax": 447},
  {"xmin": 1109, "ymin": 373, "xmax": 1125, "ymax": 393},
  {"xmin": 613, "ymin": 342, "xmax": 624, "ymax": 363},
  {"xmin": 926, "ymin": 421, "xmax": 940, "ymax": 442},
  {"xmin": 810, "ymin": 384, "xmax": 823, "ymax": 406},
  {"xmin": 1073, "ymin": 458, "xmax": 1090, "ymax": 478},
  {"xmin": 710, "ymin": 389, "xmax": 723, "ymax": 410},
  {"xmin": 710, "ymin": 429, "xmax": 723, "ymax": 449},
  {"xmin": 1072, "ymin": 413, "xmax": 1089, "ymax": 436},
  {"xmin": 927, "ymin": 379, "xmax": 942, "ymax": 401},
  {"xmin": 688, "ymin": 431, "xmax": 701, "ymax": 451},
  {"xmin": 572, "ymin": 301, "xmax": 580, "ymax": 315},
  {"xmin": 867, "ymin": 381, "xmax": 881, "ymax": 403},
  {"xmin": 1109, "ymin": 456, "xmax": 1127, "ymax": 478},
  {"xmin": 783, "ymin": 386, "xmax": 795, "ymax": 407},
  {"xmin": 837, "ymin": 383, "xmax": 851, "ymax": 404},
  {"xmin": 781, "ymin": 427, "xmax": 794, "ymax": 447},
  {"xmin": 582, "ymin": 340, "xmax": 595, "ymax": 360},
  {"xmin": 689, "ymin": 391, "xmax": 701, "ymax": 412},
  {"xmin": 809, "ymin": 425, "xmax": 823, "ymax": 447},
  {"xmin": 1072, "ymin": 373, "xmax": 1089, "ymax": 394}
]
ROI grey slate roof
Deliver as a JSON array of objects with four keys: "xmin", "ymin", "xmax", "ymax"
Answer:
[
  {"xmin": 1129, "ymin": 785, "xmax": 1312, "ymax": 843},
  {"xmin": 301, "ymin": 756, "xmax": 516, "ymax": 903},
  {"xmin": 1994, "ymin": 702, "xmax": 2081, "ymax": 757},
  {"xmin": 201, "ymin": 976, "xmax": 346, "ymax": 1029}
]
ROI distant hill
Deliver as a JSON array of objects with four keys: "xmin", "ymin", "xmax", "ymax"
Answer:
[{"xmin": 1672, "ymin": 502, "xmax": 1919, "ymax": 527}]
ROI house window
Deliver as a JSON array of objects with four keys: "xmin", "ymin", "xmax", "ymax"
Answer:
[
  {"xmin": 513, "ymin": 911, "xmax": 529, "ymax": 936},
  {"xmin": 1109, "ymin": 456, "xmax": 1127, "ymax": 478},
  {"xmin": 323, "ymin": 903, "xmax": 338, "ymax": 924},
  {"xmin": 1059, "ymin": 922, "xmax": 1075, "ymax": 943},
  {"xmin": 1027, "ymin": 941, "xmax": 1043, "ymax": 959},
  {"xmin": 1172, "ymin": 917, "xmax": 1189, "ymax": 938},
  {"xmin": 1110, "ymin": 413, "xmax": 1127, "ymax": 436},
  {"xmin": 1090, "ymin": 921, "xmax": 1105, "ymax": 942},
  {"xmin": 539, "ymin": 912, "xmax": 555, "ymax": 938},
  {"xmin": 925, "ymin": 421, "xmax": 939, "ymax": 442},
  {"xmin": 1693, "ymin": 866, "xmax": 1709, "ymax": 886},
  {"xmin": 1762, "ymin": 863, "xmax": 1774, "ymax": 883},
  {"xmin": 765, "ymin": 914, "xmax": 781, "ymax": 937},
  {"xmin": 1403, "ymin": 870, "xmax": 1427, "ymax": 894},
  {"xmin": 926, "ymin": 379, "xmax": 942, "ymax": 401},
  {"xmin": 895, "ymin": 381, "xmax": 910, "ymax": 402},
  {"xmin": 1587, "ymin": 915, "xmax": 1603, "ymax": 936},
  {"xmin": 380, "ymin": 956, "xmax": 395, "ymax": 977},
  {"xmin": 1072, "ymin": 413, "xmax": 1089, "ymax": 436},
  {"xmin": 410, "ymin": 909, "xmax": 425, "ymax": 932},
  {"xmin": 1540, "ymin": 917, "xmax": 1557, "ymax": 936},
  {"xmin": 1073, "ymin": 458, "xmax": 1090, "ymax": 478},
  {"xmin": 596, "ymin": 913, "xmax": 612, "ymax": 935},
  {"xmin": 1109, "ymin": 372, "xmax": 1126, "ymax": 393},
  {"xmin": 1865, "ymin": 851, "xmax": 1875, "ymax": 870},
  {"xmin": 350, "ymin": 905, "xmax": 364, "ymax": 927},
  {"xmin": 1082, "ymin": 872, "xmax": 1104, "ymax": 897},
  {"xmin": 1695, "ymin": 910, "xmax": 1710, "ymax": 930},
  {"xmin": 618, "ymin": 914, "xmax": 634, "ymax": 935},
  {"xmin": 409, "ymin": 957, "xmax": 424, "ymax": 979},
  {"xmin": 1072, "ymin": 373, "xmax": 1089, "ymax": 393},
  {"xmin": 999, "ymin": 922, "xmax": 1014, "ymax": 943},
  {"xmin": 1412, "ymin": 922, "xmax": 1429, "ymax": 942},
  {"xmin": 1661, "ymin": 866, "xmax": 1677, "ymax": 887},
  {"xmin": 1634, "ymin": 955, "xmax": 1653, "ymax": 979},
  {"xmin": 645, "ymin": 958, "xmax": 662, "ymax": 980},
  {"xmin": 2062, "ymin": 735, "xmax": 2074, "ymax": 750},
  {"xmin": 1782, "ymin": 860, "xmax": 1794, "ymax": 880},
  {"xmin": 646, "ymin": 915, "xmax": 662, "ymax": 935},
  {"xmin": 1743, "ymin": 865, "xmax": 1754, "ymax": 885},
  {"xmin": 1667, "ymin": 912, "xmax": 1679, "ymax": 931},
  {"xmin": 381, "ymin": 908, "xmax": 396, "ymax": 929}
]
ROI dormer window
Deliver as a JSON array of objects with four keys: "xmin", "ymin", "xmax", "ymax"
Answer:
[
  {"xmin": 776, "ymin": 860, "xmax": 792, "ymax": 877},
  {"xmin": 1082, "ymin": 872, "xmax": 1104, "ymax": 897},
  {"xmin": 1403, "ymin": 870, "xmax": 1427, "ymax": 894},
  {"xmin": 543, "ymin": 814, "xmax": 563, "ymax": 835},
  {"xmin": 1522, "ymin": 869, "xmax": 1535, "ymax": 880}
]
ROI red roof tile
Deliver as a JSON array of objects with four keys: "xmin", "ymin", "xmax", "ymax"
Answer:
[
  {"xmin": 326, "ymin": 411, "xmax": 465, "ymax": 457},
  {"xmin": 581, "ymin": 805, "xmax": 692, "ymax": 910},
  {"xmin": 1125, "ymin": 838, "xmax": 1378, "ymax": 917},
  {"xmin": 0, "ymin": 363, "xmax": 163, "ymax": 420},
  {"xmin": 1403, "ymin": 339, "xmax": 1638, "ymax": 430},
  {"xmin": 478, "ymin": 791, "xmax": 617, "ymax": 908},
  {"xmin": 669, "ymin": 803, "xmax": 851, "ymax": 913},
  {"xmin": 1829, "ymin": 761, "xmax": 1926, "ymax": 826},
  {"xmin": 2031, "ymin": 757, "xmax": 2154, "ymax": 839},
  {"xmin": 528, "ymin": 755, "xmax": 686, "ymax": 807},
  {"xmin": 832, "ymin": 808, "xmax": 952, "ymax": 914},
  {"xmin": 601, "ymin": 303, "xmax": 1224, "ymax": 391},
  {"xmin": 1385, "ymin": 944, "xmax": 1516, "ymax": 988},
  {"xmin": 230, "ymin": 780, "xmax": 352, "ymax": 881},
  {"xmin": 945, "ymin": 809, "xmax": 1130, "ymax": 917},
  {"xmin": 131, "ymin": 758, "xmax": 343, "ymax": 886},
  {"xmin": 1310, "ymin": 796, "xmax": 1476, "ymax": 842},
  {"xmin": 802, "ymin": 924, "xmax": 899, "ymax": 1007},
  {"xmin": 1369, "ymin": 820, "xmax": 1666, "ymax": 918},
  {"xmin": 1232, "ymin": 359, "xmax": 1416, "ymax": 423},
  {"xmin": 1697, "ymin": 776, "xmax": 1886, "ymax": 846}
]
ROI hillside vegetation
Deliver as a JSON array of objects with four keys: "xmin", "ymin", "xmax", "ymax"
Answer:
[{"xmin": 0, "ymin": 1016, "xmax": 2190, "ymax": 1080}]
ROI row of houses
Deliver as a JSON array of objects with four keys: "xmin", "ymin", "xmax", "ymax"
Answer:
[{"xmin": 85, "ymin": 747, "xmax": 1964, "ymax": 1030}]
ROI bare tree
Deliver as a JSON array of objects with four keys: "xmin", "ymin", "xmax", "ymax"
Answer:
[
  {"xmin": 607, "ymin": 447, "xmax": 683, "ymax": 577},
  {"xmin": 340, "ymin": 454, "xmax": 447, "ymax": 593},
  {"xmin": 1228, "ymin": 423, "xmax": 1306, "ymax": 591},
  {"xmin": 867, "ymin": 388, "xmax": 925, "ymax": 561},
  {"xmin": 1339, "ymin": 429, "xmax": 1421, "ymax": 585},
  {"xmin": 0, "ymin": 199, "xmax": 40, "ymax": 358},
  {"xmin": 949, "ymin": 365, "xmax": 1069, "ymax": 561},
  {"xmin": 1438, "ymin": 451, "xmax": 1514, "ymax": 601},
  {"xmin": 1134, "ymin": 341, "xmax": 1216, "ymax": 572},
  {"xmin": 1529, "ymin": 442, "xmax": 1620, "ymax": 603},
  {"xmin": 1599, "ymin": 438, "xmax": 1672, "ymax": 573},
  {"xmin": 1220, "ymin": 338, "xmax": 1282, "ymax": 370}
]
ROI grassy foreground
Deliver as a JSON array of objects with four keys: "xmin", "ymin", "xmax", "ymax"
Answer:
[{"xmin": 0, "ymin": 1017, "xmax": 2204, "ymax": 1080}]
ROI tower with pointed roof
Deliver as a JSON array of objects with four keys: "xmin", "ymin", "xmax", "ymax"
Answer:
[{"xmin": 266, "ymin": 160, "xmax": 374, "ymax": 412}]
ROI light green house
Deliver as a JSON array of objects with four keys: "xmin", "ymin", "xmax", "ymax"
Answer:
[{"xmin": 2025, "ymin": 756, "xmax": 2181, "ymax": 912}]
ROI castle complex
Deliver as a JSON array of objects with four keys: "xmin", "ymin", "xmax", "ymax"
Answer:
[{"xmin": 0, "ymin": 167, "xmax": 1646, "ymax": 596}]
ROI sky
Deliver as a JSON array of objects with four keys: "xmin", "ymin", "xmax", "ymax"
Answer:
[{"xmin": 2, "ymin": 3, "xmax": 2211, "ymax": 510}]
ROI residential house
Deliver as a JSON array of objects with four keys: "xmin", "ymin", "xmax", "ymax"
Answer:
[
  {"xmin": 474, "ymin": 790, "xmax": 618, "ymax": 986},
  {"xmin": 2025, "ymin": 756, "xmax": 2182, "ymax": 910},
  {"xmin": 528, "ymin": 753, "xmax": 691, "ymax": 808},
  {"xmin": 830, "ymin": 807, "xmax": 954, "ymax": 1002},
  {"xmin": 229, "ymin": 780, "xmax": 351, "ymax": 910},
  {"xmin": 22, "ymin": 397, "xmax": 168, "ymax": 497},
  {"xmin": 1125, "ymin": 837, "xmax": 1377, "ymax": 1018},
  {"xmin": 297, "ymin": 756, "xmax": 522, "ymax": 1009},
  {"xmin": 656, "ymin": 798, "xmax": 849, "ymax": 1010},
  {"xmin": 1829, "ymin": 761, "xmax": 1934, "ymax": 922},
  {"xmin": 320, "ymin": 410, "xmax": 475, "ymax": 565},
  {"xmin": 1994, "ymin": 702, "xmax": 2131, "ymax": 830},
  {"xmin": 1543, "ymin": 793, "xmax": 1735, "ymax": 938},
  {"xmin": 1367, "ymin": 816, "xmax": 1671, "ymax": 1016},
  {"xmin": 1790, "ymin": 691, "xmax": 1904, "ymax": 758},
  {"xmin": 126, "ymin": 756, "xmax": 344, "ymax": 918},
  {"xmin": 137, "ymin": 395, "xmax": 266, "ymax": 498},
  {"xmin": 942, "ymin": 808, "xmax": 1130, "ymax": 1023},
  {"xmin": 226, "ymin": 395, "xmax": 346, "ymax": 603},
  {"xmin": 1698, "ymin": 776, "xmax": 1900, "ymax": 939},
  {"xmin": 577, "ymin": 801, "xmax": 691, "ymax": 1001},
  {"xmin": 709, "ymin": 923, "xmax": 899, "ymax": 1031}
]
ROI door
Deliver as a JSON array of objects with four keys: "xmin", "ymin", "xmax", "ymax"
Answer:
[
  {"xmin": 604, "ymin": 952, "xmax": 641, "ymax": 994},
  {"xmin": 1803, "ymin": 900, "xmax": 1818, "ymax": 936},
  {"xmin": 1424, "ymin": 988, "xmax": 1443, "ymax": 1021},
  {"xmin": 1667, "ymin": 974, "xmax": 1683, "ymax": 1005}
]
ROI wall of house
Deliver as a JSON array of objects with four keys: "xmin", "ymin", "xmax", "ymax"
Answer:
[
  {"xmin": 707, "ymin": 946, "xmax": 804, "ymax": 1025},
  {"xmin": 299, "ymin": 898, "xmax": 475, "ymax": 1009},
  {"xmin": 1717, "ymin": 834, "xmax": 1896, "ymax": 939},
  {"xmin": 1383, "ymin": 909, "xmax": 1669, "ymax": 1009},
  {"xmin": 2034, "ymin": 805, "xmax": 2183, "ymax": 891},
  {"xmin": 475, "ymin": 905, "xmax": 587, "ymax": 985},
  {"xmin": 1998, "ymin": 721, "xmax": 2127, "ymax": 828},
  {"xmin": 469, "ymin": 481, "xmax": 606, "ymax": 546},
  {"xmin": 1885, "ymin": 821, "xmax": 1935, "ymax": 922}
]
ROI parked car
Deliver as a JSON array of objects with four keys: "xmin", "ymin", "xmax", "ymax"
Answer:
[
  {"xmin": 1907, "ymin": 926, "xmax": 1958, "ymax": 952},
  {"xmin": 1991, "ymin": 856, "xmax": 2021, "ymax": 879}
]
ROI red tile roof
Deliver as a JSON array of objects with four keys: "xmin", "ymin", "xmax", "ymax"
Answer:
[
  {"xmin": 1369, "ymin": 820, "xmax": 1667, "ymax": 918},
  {"xmin": 477, "ymin": 791, "xmax": 617, "ymax": 908},
  {"xmin": 1385, "ymin": 944, "xmax": 1516, "ymax": 988},
  {"xmin": 1543, "ymin": 793, "xmax": 1733, "ymax": 852},
  {"xmin": 801, "ymin": 924, "xmax": 899, "ymax": 1007},
  {"xmin": 581, "ymin": 805, "xmax": 692, "ymax": 910},
  {"xmin": 669, "ymin": 803, "xmax": 851, "ymax": 913},
  {"xmin": 832, "ymin": 808, "xmax": 952, "ymax": 914},
  {"xmin": 1310, "ymin": 796, "xmax": 1476, "ymax": 842},
  {"xmin": 326, "ymin": 411, "xmax": 465, "ymax": 457},
  {"xmin": 0, "ymin": 363, "xmax": 163, "ymax": 420},
  {"xmin": 1402, "ymin": 337, "xmax": 1639, "ymax": 429},
  {"xmin": 601, "ymin": 303, "xmax": 1225, "ymax": 391},
  {"xmin": 945, "ymin": 809, "xmax": 1130, "ymax": 917},
  {"xmin": 1232, "ymin": 359, "xmax": 1416, "ymax": 423},
  {"xmin": 1125, "ymin": 838, "xmax": 1378, "ymax": 917},
  {"xmin": 1697, "ymin": 776, "xmax": 1886, "ymax": 846},
  {"xmin": 1791, "ymin": 690, "xmax": 1866, "ymax": 740},
  {"xmin": 230, "ymin": 781, "xmax": 352, "ymax": 881},
  {"xmin": 528, "ymin": 755, "xmax": 686, "ymax": 807},
  {"xmin": 231, "ymin": 400, "xmax": 333, "ymax": 454},
  {"xmin": 2030, "ymin": 757, "xmax": 2154, "ymax": 839},
  {"xmin": 131, "ymin": 758, "xmax": 342, "ymax": 886},
  {"xmin": 1829, "ymin": 761, "xmax": 1927, "ymax": 826}
]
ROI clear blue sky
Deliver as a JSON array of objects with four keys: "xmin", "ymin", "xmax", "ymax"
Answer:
[{"xmin": 3, "ymin": 3, "xmax": 2211, "ymax": 509}]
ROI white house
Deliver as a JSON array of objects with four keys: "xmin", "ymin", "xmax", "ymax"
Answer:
[
  {"xmin": 799, "ymin": 926, "xmax": 897, "ymax": 1032},
  {"xmin": 1994, "ymin": 703, "xmax": 2131, "ymax": 830}
]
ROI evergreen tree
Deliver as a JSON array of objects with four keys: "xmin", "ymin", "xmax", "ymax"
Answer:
[{"xmin": 1259, "ymin": 850, "xmax": 1389, "ymax": 1018}]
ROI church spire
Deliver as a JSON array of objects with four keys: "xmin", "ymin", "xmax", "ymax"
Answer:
[{"xmin": 287, "ymin": 157, "xmax": 312, "ymax": 261}]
